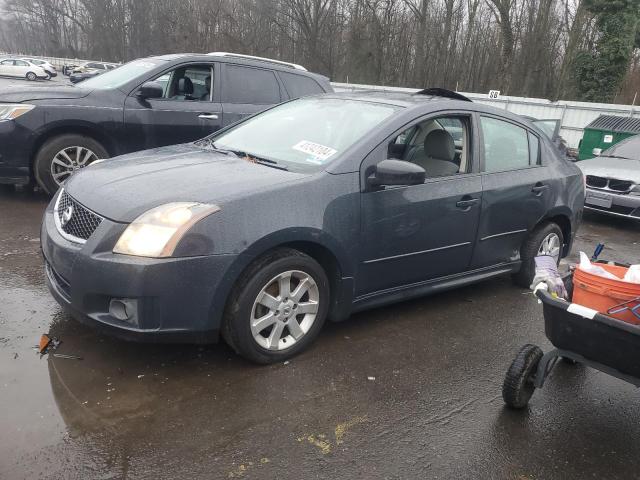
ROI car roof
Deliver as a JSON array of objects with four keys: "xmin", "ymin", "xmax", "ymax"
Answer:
[
  {"xmin": 323, "ymin": 90, "xmax": 476, "ymax": 109},
  {"xmin": 145, "ymin": 53, "xmax": 329, "ymax": 80}
]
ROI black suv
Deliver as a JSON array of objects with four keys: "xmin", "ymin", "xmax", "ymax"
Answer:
[{"xmin": 0, "ymin": 52, "xmax": 332, "ymax": 193}]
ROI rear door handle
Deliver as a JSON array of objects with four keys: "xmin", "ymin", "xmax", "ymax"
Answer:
[
  {"xmin": 456, "ymin": 197, "xmax": 479, "ymax": 210},
  {"xmin": 532, "ymin": 183, "xmax": 549, "ymax": 195},
  {"xmin": 198, "ymin": 113, "xmax": 219, "ymax": 120}
]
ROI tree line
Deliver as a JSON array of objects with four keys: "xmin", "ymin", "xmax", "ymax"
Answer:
[{"xmin": 1, "ymin": 0, "xmax": 639, "ymax": 103}]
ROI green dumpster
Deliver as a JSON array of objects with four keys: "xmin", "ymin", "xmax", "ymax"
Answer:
[{"xmin": 578, "ymin": 115, "xmax": 640, "ymax": 160}]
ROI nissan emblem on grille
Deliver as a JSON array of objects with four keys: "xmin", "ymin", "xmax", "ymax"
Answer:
[
  {"xmin": 60, "ymin": 205, "xmax": 74, "ymax": 227},
  {"xmin": 55, "ymin": 190, "xmax": 104, "ymax": 243}
]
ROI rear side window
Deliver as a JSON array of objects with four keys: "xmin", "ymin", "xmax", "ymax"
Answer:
[
  {"xmin": 280, "ymin": 72, "xmax": 324, "ymax": 98},
  {"xmin": 223, "ymin": 65, "xmax": 281, "ymax": 104},
  {"xmin": 480, "ymin": 117, "xmax": 530, "ymax": 172},
  {"xmin": 528, "ymin": 132, "xmax": 540, "ymax": 165}
]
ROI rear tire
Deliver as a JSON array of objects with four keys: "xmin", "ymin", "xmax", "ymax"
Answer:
[
  {"xmin": 33, "ymin": 134, "xmax": 108, "ymax": 195},
  {"xmin": 512, "ymin": 222, "xmax": 564, "ymax": 288},
  {"xmin": 222, "ymin": 248, "xmax": 330, "ymax": 364},
  {"xmin": 26, "ymin": 72, "xmax": 37, "ymax": 81},
  {"xmin": 503, "ymin": 344, "xmax": 543, "ymax": 409}
]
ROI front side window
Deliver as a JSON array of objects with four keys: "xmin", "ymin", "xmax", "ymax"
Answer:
[
  {"xmin": 388, "ymin": 115, "xmax": 472, "ymax": 178},
  {"xmin": 151, "ymin": 65, "xmax": 213, "ymax": 101},
  {"xmin": 223, "ymin": 65, "xmax": 281, "ymax": 104},
  {"xmin": 481, "ymin": 117, "xmax": 531, "ymax": 172},
  {"xmin": 207, "ymin": 97, "xmax": 398, "ymax": 171},
  {"xmin": 15, "ymin": 60, "xmax": 28, "ymax": 67}
]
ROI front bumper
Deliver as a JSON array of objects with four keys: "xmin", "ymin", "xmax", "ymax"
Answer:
[
  {"xmin": 41, "ymin": 201, "xmax": 239, "ymax": 343},
  {"xmin": 584, "ymin": 188, "xmax": 640, "ymax": 220},
  {"xmin": 0, "ymin": 119, "xmax": 32, "ymax": 184}
]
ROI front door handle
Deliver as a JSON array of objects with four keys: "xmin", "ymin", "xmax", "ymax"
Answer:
[
  {"xmin": 456, "ymin": 197, "xmax": 479, "ymax": 210},
  {"xmin": 532, "ymin": 183, "xmax": 549, "ymax": 195},
  {"xmin": 198, "ymin": 113, "xmax": 219, "ymax": 120}
]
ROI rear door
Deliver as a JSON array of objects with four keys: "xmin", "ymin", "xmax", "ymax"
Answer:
[
  {"xmin": 220, "ymin": 63, "xmax": 283, "ymax": 126},
  {"xmin": 123, "ymin": 62, "xmax": 223, "ymax": 151},
  {"xmin": 471, "ymin": 115, "xmax": 552, "ymax": 269}
]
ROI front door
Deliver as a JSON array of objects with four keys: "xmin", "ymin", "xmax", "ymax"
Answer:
[
  {"xmin": 357, "ymin": 113, "xmax": 482, "ymax": 296},
  {"xmin": 471, "ymin": 115, "xmax": 554, "ymax": 269},
  {"xmin": 123, "ymin": 63, "xmax": 223, "ymax": 151}
]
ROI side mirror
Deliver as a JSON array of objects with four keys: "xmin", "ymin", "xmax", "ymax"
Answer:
[
  {"xmin": 137, "ymin": 81, "xmax": 164, "ymax": 100},
  {"xmin": 592, "ymin": 148, "xmax": 602, "ymax": 157},
  {"xmin": 368, "ymin": 159, "xmax": 426, "ymax": 187}
]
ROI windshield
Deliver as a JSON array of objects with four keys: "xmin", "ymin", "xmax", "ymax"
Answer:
[
  {"xmin": 206, "ymin": 97, "xmax": 399, "ymax": 171},
  {"xmin": 602, "ymin": 135, "xmax": 640, "ymax": 160},
  {"xmin": 79, "ymin": 59, "xmax": 162, "ymax": 89}
]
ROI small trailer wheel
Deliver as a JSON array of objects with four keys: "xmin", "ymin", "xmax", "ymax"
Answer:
[{"xmin": 503, "ymin": 344, "xmax": 543, "ymax": 409}]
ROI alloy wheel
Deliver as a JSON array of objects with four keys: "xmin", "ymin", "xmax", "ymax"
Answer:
[
  {"xmin": 26, "ymin": 72, "xmax": 36, "ymax": 81},
  {"xmin": 50, "ymin": 146, "xmax": 99, "ymax": 186},
  {"xmin": 537, "ymin": 232, "xmax": 561, "ymax": 262},
  {"xmin": 250, "ymin": 270, "xmax": 320, "ymax": 351}
]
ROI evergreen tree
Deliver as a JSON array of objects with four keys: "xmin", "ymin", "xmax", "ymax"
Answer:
[{"xmin": 574, "ymin": 0, "xmax": 640, "ymax": 102}]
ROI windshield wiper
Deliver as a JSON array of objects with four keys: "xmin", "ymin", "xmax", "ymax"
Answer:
[
  {"xmin": 603, "ymin": 154, "xmax": 631, "ymax": 160},
  {"xmin": 201, "ymin": 141, "xmax": 288, "ymax": 170}
]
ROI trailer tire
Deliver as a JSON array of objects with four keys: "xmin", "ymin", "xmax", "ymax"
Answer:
[{"xmin": 503, "ymin": 344, "xmax": 543, "ymax": 409}]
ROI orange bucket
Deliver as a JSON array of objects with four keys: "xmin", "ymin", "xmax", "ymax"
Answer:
[{"xmin": 573, "ymin": 264, "xmax": 640, "ymax": 325}]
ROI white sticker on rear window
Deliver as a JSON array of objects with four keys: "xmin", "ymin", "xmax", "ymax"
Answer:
[{"xmin": 292, "ymin": 140, "xmax": 337, "ymax": 162}]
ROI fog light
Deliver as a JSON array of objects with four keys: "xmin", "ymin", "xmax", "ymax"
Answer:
[{"xmin": 109, "ymin": 298, "xmax": 138, "ymax": 325}]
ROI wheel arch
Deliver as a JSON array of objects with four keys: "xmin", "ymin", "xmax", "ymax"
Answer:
[
  {"xmin": 29, "ymin": 123, "xmax": 115, "ymax": 176},
  {"xmin": 212, "ymin": 230, "xmax": 356, "ymax": 331},
  {"xmin": 537, "ymin": 207, "xmax": 573, "ymax": 258}
]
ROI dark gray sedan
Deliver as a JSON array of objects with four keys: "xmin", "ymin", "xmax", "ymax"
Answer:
[{"xmin": 41, "ymin": 90, "xmax": 584, "ymax": 363}]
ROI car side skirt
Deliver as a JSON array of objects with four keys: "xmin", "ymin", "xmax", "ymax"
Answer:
[{"xmin": 351, "ymin": 262, "xmax": 519, "ymax": 313}]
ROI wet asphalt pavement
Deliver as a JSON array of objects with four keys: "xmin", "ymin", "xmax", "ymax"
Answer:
[{"xmin": 0, "ymin": 185, "xmax": 639, "ymax": 480}]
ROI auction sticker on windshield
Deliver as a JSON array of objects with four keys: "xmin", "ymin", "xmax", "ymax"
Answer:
[{"xmin": 293, "ymin": 140, "xmax": 337, "ymax": 162}]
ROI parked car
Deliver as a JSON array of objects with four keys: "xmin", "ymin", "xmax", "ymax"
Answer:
[
  {"xmin": 20, "ymin": 58, "xmax": 57, "ymax": 78},
  {"xmin": 62, "ymin": 63, "xmax": 78, "ymax": 76},
  {"xmin": 71, "ymin": 61, "xmax": 119, "ymax": 74},
  {"xmin": 0, "ymin": 58, "xmax": 48, "ymax": 81},
  {"xmin": 41, "ymin": 89, "xmax": 584, "ymax": 363},
  {"xmin": 0, "ymin": 53, "xmax": 332, "ymax": 194},
  {"xmin": 578, "ymin": 134, "xmax": 640, "ymax": 220},
  {"xmin": 69, "ymin": 70, "xmax": 102, "ymax": 83}
]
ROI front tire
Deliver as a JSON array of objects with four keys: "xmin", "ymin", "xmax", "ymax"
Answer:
[
  {"xmin": 222, "ymin": 248, "xmax": 330, "ymax": 364},
  {"xmin": 26, "ymin": 72, "xmax": 37, "ymax": 81},
  {"xmin": 33, "ymin": 134, "xmax": 108, "ymax": 195},
  {"xmin": 512, "ymin": 222, "xmax": 564, "ymax": 288}
]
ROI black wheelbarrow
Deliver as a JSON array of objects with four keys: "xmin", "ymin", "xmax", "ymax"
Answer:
[{"xmin": 503, "ymin": 281, "xmax": 640, "ymax": 409}]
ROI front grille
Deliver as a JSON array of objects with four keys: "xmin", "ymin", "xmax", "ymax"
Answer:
[
  {"xmin": 55, "ymin": 190, "xmax": 103, "ymax": 243},
  {"xmin": 586, "ymin": 175, "xmax": 607, "ymax": 188},
  {"xmin": 609, "ymin": 179, "xmax": 633, "ymax": 192},
  {"xmin": 45, "ymin": 261, "xmax": 71, "ymax": 301},
  {"xmin": 586, "ymin": 175, "xmax": 634, "ymax": 194}
]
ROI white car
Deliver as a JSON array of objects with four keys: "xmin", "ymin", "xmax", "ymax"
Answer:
[
  {"xmin": 72, "ymin": 61, "xmax": 119, "ymax": 74},
  {"xmin": 0, "ymin": 58, "xmax": 48, "ymax": 81},
  {"xmin": 21, "ymin": 58, "xmax": 57, "ymax": 78}
]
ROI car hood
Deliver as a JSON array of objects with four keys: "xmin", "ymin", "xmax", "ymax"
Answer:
[
  {"xmin": 65, "ymin": 143, "xmax": 306, "ymax": 222},
  {"xmin": 578, "ymin": 156, "xmax": 640, "ymax": 183},
  {"xmin": 0, "ymin": 85, "xmax": 91, "ymax": 103}
]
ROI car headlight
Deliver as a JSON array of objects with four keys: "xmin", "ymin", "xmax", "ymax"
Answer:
[
  {"xmin": 0, "ymin": 104, "xmax": 34, "ymax": 120},
  {"xmin": 631, "ymin": 184, "xmax": 640, "ymax": 196},
  {"xmin": 113, "ymin": 202, "xmax": 220, "ymax": 258}
]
